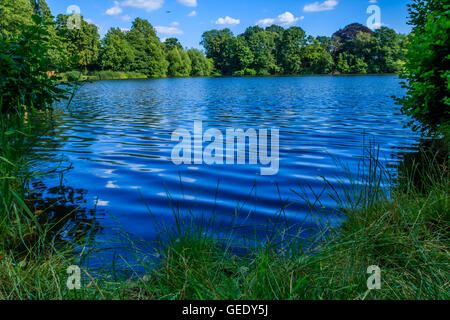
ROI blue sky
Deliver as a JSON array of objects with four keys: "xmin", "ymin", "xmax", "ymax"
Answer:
[{"xmin": 46, "ymin": 0, "xmax": 412, "ymax": 48}]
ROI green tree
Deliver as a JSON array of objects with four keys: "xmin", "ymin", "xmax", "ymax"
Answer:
[
  {"xmin": 398, "ymin": 0, "xmax": 449, "ymax": 132},
  {"xmin": 243, "ymin": 28, "xmax": 278, "ymax": 75},
  {"xmin": 302, "ymin": 36, "xmax": 334, "ymax": 74},
  {"xmin": 201, "ymin": 29, "xmax": 234, "ymax": 75},
  {"xmin": 373, "ymin": 27, "xmax": 405, "ymax": 73},
  {"xmin": 0, "ymin": 15, "xmax": 72, "ymax": 113},
  {"xmin": 100, "ymin": 28, "xmax": 134, "ymax": 72},
  {"xmin": 0, "ymin": 0, "xmax": 35, "ymax": 37},
  {"xmin": 166, "ymin": 47, "xmax": 183, "ymax": 77},
  {"xmin": 126, "ymin": 18, "xmax": 168, "ymax": 77},
  {"xmin": 279, "ymin": 27, "xmax": 307, "ymax": 74},
  {"xmin": 29, "ymin": 0, "xmax": 51, "ymax": 20},
  {"xmin": 166, "ymin": 47, "xmax": 191, "ymax": 77},
  {"xmin": 56, "ymin": 14, "xmax": 100, "ymax": 72},
  {"xmin": 230, "ymin": 36, "xmax": 254, "ymax": 74},
  {"xmin": 187, "ymin": 48, "xmax": 212, "ymax": 76},
  {"xmin": 180, "ymin": 49, "xmax": 192, "ymax": 76},
  {"xmin": 163, "ymin": 37, "xmax": 183, "ymax": 52}
]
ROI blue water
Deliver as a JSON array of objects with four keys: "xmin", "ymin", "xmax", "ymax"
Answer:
[{"xmin": 32, "ymin": 76, "xmax": 421, "ymax": 260}]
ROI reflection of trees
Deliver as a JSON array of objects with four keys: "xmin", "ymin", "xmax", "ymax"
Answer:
[
  {"xmin": 22, "ymin": 112, "xmax": 103, "ymax": 247},
  {"xmin": 26, "ymin": 180, "xmax": 103, "ymax": 244}
]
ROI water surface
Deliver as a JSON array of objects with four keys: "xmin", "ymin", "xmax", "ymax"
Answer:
[{"xmin": 32, "ymin": 76, "xmax": 420, "ymax": 255}]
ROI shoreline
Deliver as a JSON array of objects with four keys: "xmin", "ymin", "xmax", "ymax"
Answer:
[{"xmin": 73, "ymin": 72, "xmax": 400, "ymax": 82}]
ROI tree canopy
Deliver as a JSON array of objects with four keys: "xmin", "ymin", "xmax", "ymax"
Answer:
[
  {"xmin": 1, "ymin": 1, "xmax": 409, "ymax": 79},
  {"xmin": 202, "ymin": 23, "xmax": 407, "ymax": 76}
]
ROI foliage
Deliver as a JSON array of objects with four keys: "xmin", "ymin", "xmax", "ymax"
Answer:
[
  {"xmin": 397, "ymin": 0, "xmax": 450, "ymax": 132},
  {"xmin": 55, "ymin": 14, "xmax": 100, "ymax": 73},
  {"xmin": 100, "ymin": 28, "xmax": 135, "ymax": 72},
  {"xmin": 187, "ymin": 49, "xmax": 214, "ymax": 77},
  {"xmin": 126, "ymin": 18, "xmax": 168, "ymax": 77},
  {"xmin": 202, "ymin": 23, "xmax": 407, "ymax": 76},
  {"xmin": 0, "ymin": 15, "xmax": 72, "ymax": 113},
  {"xmin": 86, "ymin": 70, "xmax": 147, "ymax": 81}
]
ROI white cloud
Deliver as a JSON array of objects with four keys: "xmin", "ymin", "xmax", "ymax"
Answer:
[
  {"xmin": 121, "ymin": 0, "xmax": 164, "ymax": 12},
  {"xmin": 171, "ymin": 21, "xmax": 180, "ymax": 27},
  {"xmin": 106, "ymin": 1, "xmax": 123, "ymax": 15},
  {"xmin": 188, "ymin": 10, "xmax": 197, "ymax": 17},
  {"xmin": 304, "ymin": 0, "xmax": 338, "ymax": 12},
  {"xmin": 177, "ymin": 0, "xmax": 197, "ymax": 7},
  {"xmin": 121, "ymin": 15, "xmax": 132, "ymax": 22},
  {"xmin": 257, "ymin": 12, "xmax": 304, "ymax": 27},
  {"xmin": 368, "ymin": 0, "xmax": 377, "ymax": 3},
  {"xmin": 215, "ymin": 16, "xmax": 240, "ymax": 27},
  {"xmin": 154, "ymin": 25, "xmax": 184, "ymax": 35}
]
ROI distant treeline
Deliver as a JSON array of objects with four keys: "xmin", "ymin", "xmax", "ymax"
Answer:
[
  {"xmin": 1, "ymin": 0, "xmax": 408, "ymax": 78},
  {"xmin": 201, "ymin": 23, "xmax": 408, "ymax": 76}
]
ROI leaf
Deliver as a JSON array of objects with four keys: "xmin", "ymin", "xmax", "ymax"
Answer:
[
  {"xmin": 290, "ymin": 275, "xmax": 309, "ymax": 297},
  {"xmin": 0, "ymin": 156, "xmax": 15, "ymax": 166}
]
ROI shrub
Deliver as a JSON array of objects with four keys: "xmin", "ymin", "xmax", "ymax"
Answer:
[
  {"xmin": 0, "ymin": 15, "xmax": 72, "ymax": 113},
  {"xmin": 397, "ymin": 1, "xmax": 450, "ymax": 133}
]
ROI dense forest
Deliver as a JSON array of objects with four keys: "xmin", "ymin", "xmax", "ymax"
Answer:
[
  {"xmin": 1, "ymin": 0, "xmax": 407, "ymax": 78},
  {"xmin": 201, "ymin": 23, "xmax": 407, "ymax": 76}
]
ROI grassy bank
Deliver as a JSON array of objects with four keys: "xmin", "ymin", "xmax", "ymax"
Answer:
[
  {"xmin": 61, "ymin": 70, "xmax": 148, "ymax": 82},
  {"xmin": 1, "ymin": 120, "xmax": 448, "ymax": 299}
]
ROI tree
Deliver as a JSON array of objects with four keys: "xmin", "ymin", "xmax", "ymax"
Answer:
[
  {"xmin": 126, "ymin": 18, "xmax": 168, "ymax": 77},
  {"xmin": 302, "ymin": 36, "xmax": 334, "ymax": 74},
  {"xmin": 166, "ymin": 47, "xmax": 183, "ymax": 77},
  {"xmin": 243, "ymin": 28, "xmax": 278, "ymax": 75},
  {"xmin": 100, "ymin": 28, "xmax": 134, "ymax": 71},
  {"xmin": 201, "ymin": 29, "xmax": 234, "ymax": 75},
  {"xmin": 187, "ymin": 48, "xmax": 213, "ymax": 76},
  {"xmin": 397, "ymin": 0, "xmax": 449, "ymax": 132},
  {"xmin": 163, "ymin": 37, "xmax": 183, "ymax": 52},
  {"xmin": 29, "ymin": 0, "xmax": 52, "ymax": 20},
  {"xmin": 179, "ymin": 49, "xmax": 192, "ymax": 76},
  {"xmin": 373, "ymin": 27, "xmax": 405, "ymax": 73},
  {"xmin": 166, "ymin": 47, "xmax": 191, "ymax": 77},
  {"xmin": 0, "ymin": 15, "xmax": 72, "ymax": 113},
  {"xmin": 56, "ymin": 14, "xmax": 100, "ymax": 72},
  {"xmin": 279, "ymin": 27, "xmax": 307, "ymax": 74},
  {"xmin": 0, "ymin": 0, "xmax": 35, "ymax": 37},
  {"xmin": 332, "ymin": 23, "xmax": 374, "ymax": 45},
  {"xmin": 230, "ymin": 36, "xmax": 254, "ymax": 74}
]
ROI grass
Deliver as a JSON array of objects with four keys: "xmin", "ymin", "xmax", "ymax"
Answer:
[
  {"xmin": 0, "ymin": 110, "xmax": 448, "ymax": 300},
  {"xmin": 60, "ymin": 70, "xmax": 148, "ymax": 82},
  {"xmin": 118, "ymin": 145, "xmax": 448, "ymax": 300}
]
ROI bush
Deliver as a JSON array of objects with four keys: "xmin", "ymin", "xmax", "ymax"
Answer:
[
  {"xmin": 63, "ymin": 71, "xmax": 83, "ymax": 82},
  {"xmin": 0, "ymin": 15, "xmax": 72, "ymax": 113},
  {"xmin": 233, "ymin": 68, "xmax": 257, "ymax": 77},
  {"xmin": 397, "ymin": 1, "xmax": 450, "ymax": 133},
  {"xmin": 86, "ymin": 70, "xmax": 147, "ymax": 80}
]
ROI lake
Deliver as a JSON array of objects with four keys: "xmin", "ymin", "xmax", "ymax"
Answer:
[{"xmin": 31, "ymin": 76, "xmax": 421, "ymax": 261}]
